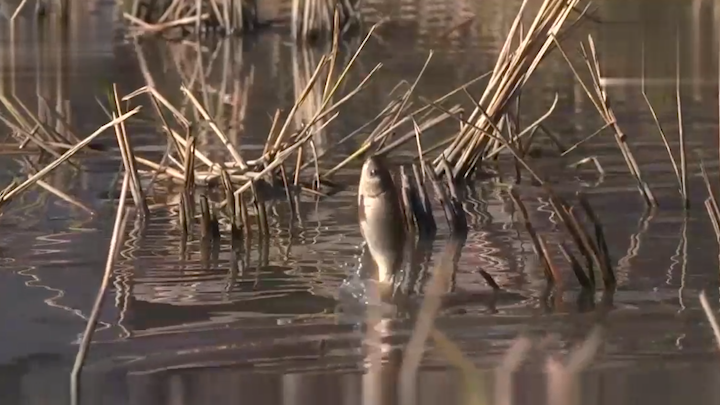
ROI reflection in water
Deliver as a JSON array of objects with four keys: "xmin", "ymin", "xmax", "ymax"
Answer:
[{"xmin": 3, "ymin": 0, "xmax": 720, "ymax": 404}]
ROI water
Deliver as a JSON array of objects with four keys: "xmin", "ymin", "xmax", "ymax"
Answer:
[{"xmin": 2, "ymin": 0, "xmax": 720, "ymax": 403}]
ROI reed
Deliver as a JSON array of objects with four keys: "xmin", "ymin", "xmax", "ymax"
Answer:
[{"xmin": 70, "ymin": 172, "xmax": 131, "ymax": 405}]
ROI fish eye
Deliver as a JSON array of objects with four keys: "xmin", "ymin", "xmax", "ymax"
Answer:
[{"xmin": 369, "ymin": 169, "xmax": 378, "ymax": 176}]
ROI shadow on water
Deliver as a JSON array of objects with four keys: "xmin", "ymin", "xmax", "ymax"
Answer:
[{"xmin": 3, "ymin": 0, "xmax": 720, "ymax": 404}]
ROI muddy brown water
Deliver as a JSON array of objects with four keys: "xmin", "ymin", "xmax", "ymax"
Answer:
[{"xmin": 2, "ymin": 0, "xmax": 720, "ymax": 404}]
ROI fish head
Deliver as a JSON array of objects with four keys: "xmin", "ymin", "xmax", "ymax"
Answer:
[{"xmin": 359, "ymin": 155, "xmax": 395, "ymax": 199}]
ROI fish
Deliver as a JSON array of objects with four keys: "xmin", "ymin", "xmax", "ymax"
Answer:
[{"xmin": 358, "ymin": 155, "xmax": 406, "ymax": 284}]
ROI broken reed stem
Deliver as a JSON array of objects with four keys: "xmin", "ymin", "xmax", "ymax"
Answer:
[
  {"xmin": 70, "ymin": 172, "xmax": 130, "ymax": 405},
  {"xmin": 112, "ymin": 84, "xmax": 149, "ymax": 218}
]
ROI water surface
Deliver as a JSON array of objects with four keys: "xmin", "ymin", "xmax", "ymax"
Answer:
[{"xmin": 2, "ymin": 0, "xmax": 720, "ymax": 404}]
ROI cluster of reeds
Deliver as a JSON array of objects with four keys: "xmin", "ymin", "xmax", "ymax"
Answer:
[
  {"xmin": 432, "ymin": 0, "xmax": 588, "ymax": 181},
  {"xmin": 122, "ymin": 0, "xmax": 259, "ymax": 37},
  {"xmin": 113, "ymin": 27, "xmax": 382, "ymax": 246}
]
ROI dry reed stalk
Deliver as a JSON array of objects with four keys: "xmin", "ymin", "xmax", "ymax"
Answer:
[
  {"xmin": 640, "ymin": 42, "xmax": 682, "ymax": 198},
  {"xmin": 561, "ymin": 121, "xmax": 613, "ymax": 157},
  {"xmin": 70, "ymin": 172, "xmax": 130, "ymax": 405}
]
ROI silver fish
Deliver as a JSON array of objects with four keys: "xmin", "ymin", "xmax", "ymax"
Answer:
[{"xmin": 358, "ymin": 156, "xmax": 406, "ymax": 284}]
